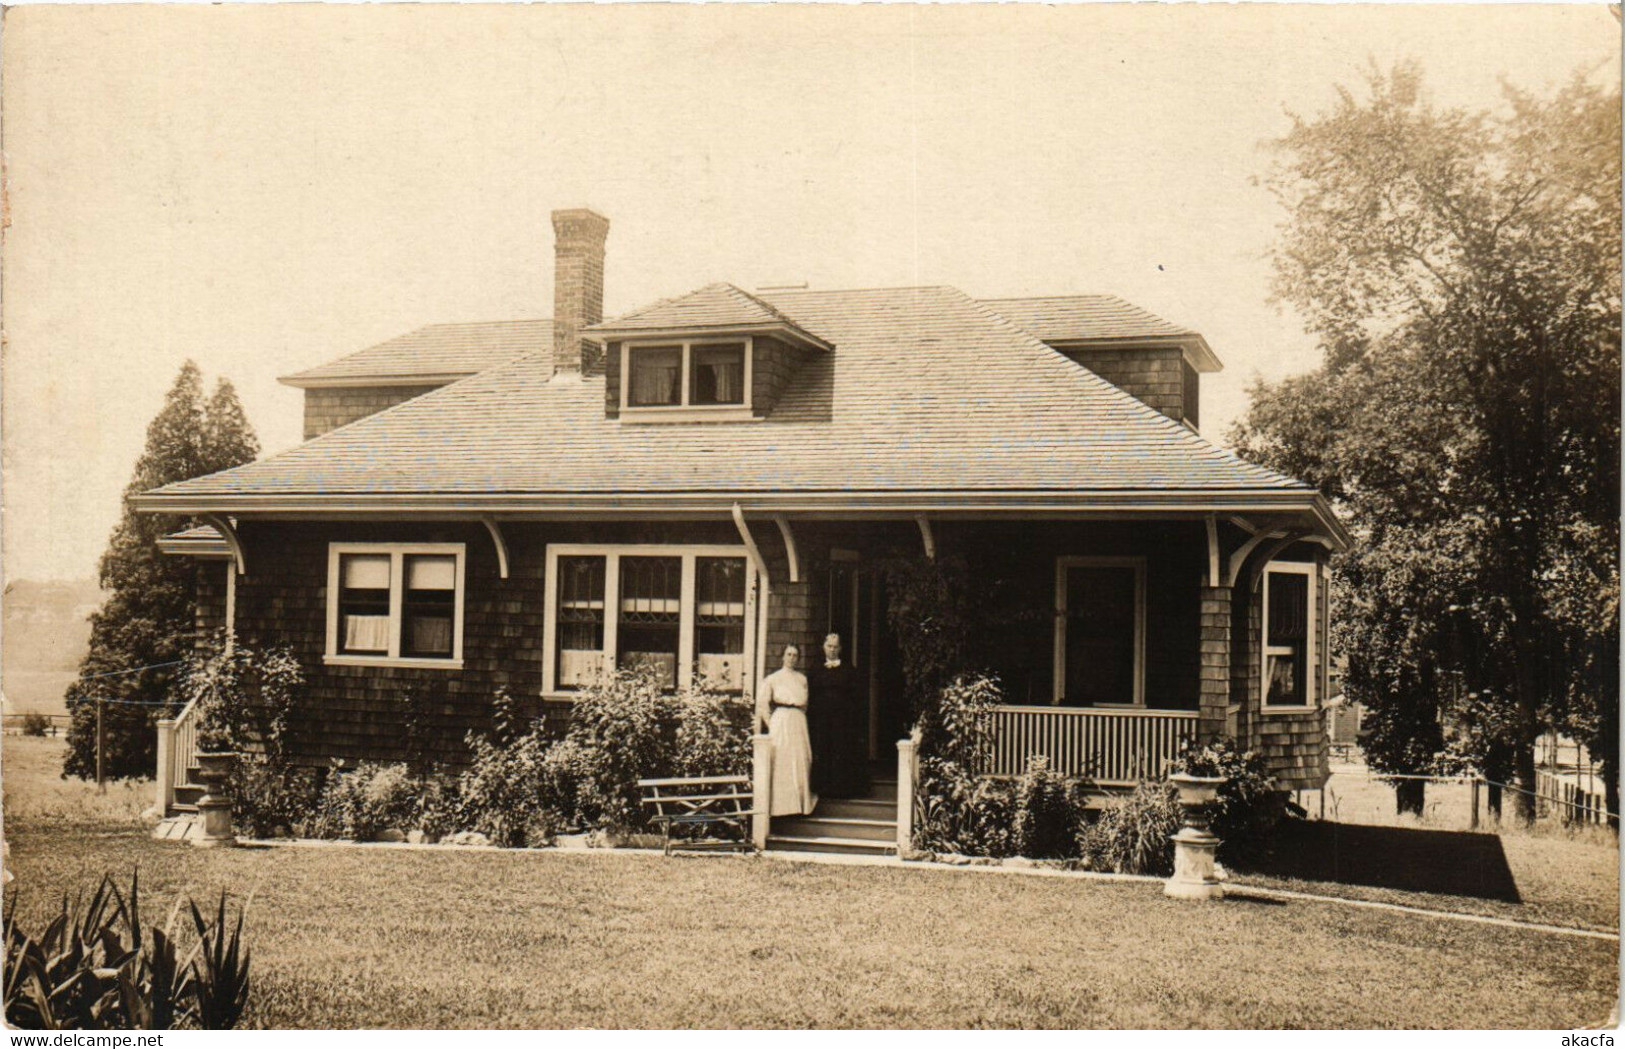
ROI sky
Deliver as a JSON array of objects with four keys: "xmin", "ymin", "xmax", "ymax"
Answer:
[{"xmin": 2, "ymin": 3, "xmax": 1618, "ymax": 583}]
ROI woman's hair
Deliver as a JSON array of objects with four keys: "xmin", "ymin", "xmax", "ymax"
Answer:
[{"xmin": 782, "ymin": 643, "xmax": 800, "ymax": 655}]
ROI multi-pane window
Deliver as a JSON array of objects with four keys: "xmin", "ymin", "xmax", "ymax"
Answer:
[
  {"xmin": 544, "ymin": 546, "xmax": 753, "ymax": 695},
  {"xmin": 618, "ymin": 556, "xmax": 682, "ymax": 689},
  {"xmin": 695, "ymin": 556, "xmax": 747, "ymax": 691},
  {"xmin": 1263, "ymin": 564, "xmax": 1314, "ymax": 707},
  {"xmin": 327, "ymin": 544, "xmax": 465, "ymax": 666},
  {"xmin": 1054, "ymin": 558, "xmax": 1144, "ymax": 707},
  {"xmin": 556, "ymin": 556, "xmax": 606, "ymax": 689},
  {"xmin": 622, "ymin": 340, "xmax": 751, "ymax": 412}
]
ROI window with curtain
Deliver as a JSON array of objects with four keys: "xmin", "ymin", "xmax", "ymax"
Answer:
[
  {"xmin": 628, "ymin": 346, "xmax": 682, "ymax": 406},
  {"xmin": 695, "ymin": 556, "xmax": 747, "ymax": 692},
  {"xmin": 402, "ymin": 555, "xmax": 457, "ymax": 658},
  {"xmin": 328, "ymin": 544, "xmax": 465, "ymax": 664},
  {"xmin": 1265, "ymin": 570, "xmax": 1310, "ymax": 706},
  {"xmin": 556, "ymin": 555, "xmax": 607, "ymax": 689},
  {"xmin": 339, "ymin": 554, "xmax": 392, "ymax": 655},
  {"xmin": 690, "ymin": 343, "xmax": 745, "ymax": 405},
  {"xmin": 618, "ymin": 555, "xmax": 682, "ymax": 689}
]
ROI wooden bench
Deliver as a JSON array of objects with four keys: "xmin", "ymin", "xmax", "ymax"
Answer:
[{"xmin": 637, "ymin": 775, "xmax": 757, "ymax": 856}]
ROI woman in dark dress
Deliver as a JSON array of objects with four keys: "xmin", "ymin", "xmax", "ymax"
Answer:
[{"xmin": 813, "ymin": 633, "xmax": 871, "ymax": 798}]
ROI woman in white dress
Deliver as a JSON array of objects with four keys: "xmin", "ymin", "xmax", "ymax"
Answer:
[{"xmin": 757, "ymin": 643, "xmax": 817, "ymax": 816}]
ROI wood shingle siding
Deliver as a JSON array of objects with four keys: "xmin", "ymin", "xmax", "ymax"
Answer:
[{"xmin": 302, "ymin": 384, "xmax": 446, "ymax": 440}]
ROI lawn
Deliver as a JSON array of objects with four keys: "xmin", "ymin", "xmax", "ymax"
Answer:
[{"xmin": 3, "ymin": 736, "xmax": 1618, "ymax": 1029}]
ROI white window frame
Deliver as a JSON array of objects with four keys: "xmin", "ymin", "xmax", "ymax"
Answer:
[
  {"xmin": 1261, "ymin": 560, "xmax": 1317, "ymax": 712},
  {"xmin": 324, "ymin": 543, "xmax": 467, "ymax": 669},
  {"xmin": 619, "ymin": 336, "xmax": 755, "ymax": 422},
  {"xmin": 542, "ymin": 543, "xmax": 757, "ymax": 698},
  {"xmin": 1053, "ymin": 556, "xmax": 1146, "ymax": 707}
]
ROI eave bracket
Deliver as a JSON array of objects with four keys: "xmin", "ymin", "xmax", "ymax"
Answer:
[
  {"xmin": 773, "ymin": 516, "xmax": 801, "ymax": 583},
  {"xmin": 201, "ymin": 514, "xmax": 247, "ymax": 577},
  {"xmin": 479, "ymin": 515, "xmax": 510, "ymax": 580}
]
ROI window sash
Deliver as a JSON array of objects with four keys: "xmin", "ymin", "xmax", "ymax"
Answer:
[
  {"xmin": 1262, "ymin": 563, "xmax": 1316, "ymax": 708},
  {"xmin": 620, "ymin": 338, "xmax": 754, "ymax": 412},
  {"xmin": 1052, "ymin": 557, "xmax": 1145, "ymax": 707}
]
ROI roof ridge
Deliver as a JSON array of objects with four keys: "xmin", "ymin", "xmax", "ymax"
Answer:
[
  {"xmin": 712, "ymin": 281, "xmax": 805, "ymax": 329},
  {"xmin": 979, "ymin": 293, "xmax": 1120, "ymax": 303}
]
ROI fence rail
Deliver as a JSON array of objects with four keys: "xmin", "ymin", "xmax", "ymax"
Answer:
[{"xmin": 988, "ymin": 705, "xmax": 1198, "ymax": 784}]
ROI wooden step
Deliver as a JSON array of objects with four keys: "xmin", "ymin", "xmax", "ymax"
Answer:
[
  {"xmin": 772, "ymin": 815, "xmax": 896, "ymax": 843},
  {"xmin": 766, "ymin": 834, "xmax": 896, "ymax": 857},
  {"xmin": 815, "ymin": 797, "xmax": 896, "ymax": 821}
]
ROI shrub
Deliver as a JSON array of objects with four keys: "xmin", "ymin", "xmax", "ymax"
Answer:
[
  {"xmin": 414, "ymin": 776, "xmax": 462, "ymax": 843},
  {"xmin": 228, "ymin": 759, "xmax": 321, "ymax": 838},
  {"xmin": 1013, "ymin": 755, "xmax": 1081, "ymax": 859},
  {"xmin": 310, "ymin": 762, "xmax": 418, "ymax": 840},
  {"xmin": 179, "ymin": 640, "xmax": 303, "ymax": 755},
  {"xmin": 4, "ymin": 871, "xmax": 251, "ymax": 1030},
  {"xmin": 915, "ymin": 758, "xmax": 1017, "ymax": 857},
  {"xmin": 1170, "ymin": 736, "xmax": 1281, "ymax": 864},
  {"xmin": 1078, "ymin": 780, "xmax": 1181, "ymax": 875},
  {"xmin": 455, "ymin": 731, "xmax": 554, "ymax": 847},
  {"xmin": 19, "ymin": 713, "xmax": 50, "ymax": 737}
]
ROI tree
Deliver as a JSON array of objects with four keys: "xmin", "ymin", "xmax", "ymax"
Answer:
[
  {"xmin": 63, "ymin": 364, "xmax": 261, "ymax": 781},
  {"xmin": 1232, "ymin": 63, "xmax": 1620, "ymax": 823}
]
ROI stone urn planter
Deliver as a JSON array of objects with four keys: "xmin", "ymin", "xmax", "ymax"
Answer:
[
  {"xmin": 191, "ymin": 750, "xmax": 239, "ymax": 849},
  {"xmin": 1164, "ymin": 772, "xmax": 1226, "ymax": 900}
]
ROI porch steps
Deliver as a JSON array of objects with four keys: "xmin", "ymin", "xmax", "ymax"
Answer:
[
  {"xmin": 766, "ymin": 776, "xmax": 902, "ymax": 857},
  {"xmin": 765, "ymin": 834, "xmax": 895, "ymax": 857},
  {"xmin": 771, "ymin": 815, "xmax": 895, "ymax": 843}
]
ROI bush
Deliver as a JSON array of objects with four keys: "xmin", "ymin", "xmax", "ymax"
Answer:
[
  {"xmin": 414, "ymin": 776, "xmax": 462, "ymax": 843},
  {"xmin": 1013, "ymin": 755, "xmax": 1081, "ymax": 859},
  {"xmin": 455, "ymin": 731, "xmax": 555, "ymax": 847},
  {"xmin": 4, "ymin": 871, "xmax": 251, "ymax": 1030},
  {"xmin": 1170, "ymin": 736, "xmax": 1282, "ymax": 864},
  {"xmin": 179, "ymin": 639, "xmax": 303, "ymax": 755},
  {"xmin": 915, "ymin": 758, "xmax": 1017, "ymax": 857},
  {"xmin": 19, "ymin": 713, "xmax": 50, "ymax": 737},
  {"xmin": 310, "ymin": 762, "xmax": 418, "ymax": 841},
  {"xmin": 228, "ymin": 759, "xmax": 321, "ymax": 838},
  {"xmin": 1078, "ymin": 780, "xmax": 1181, "ymax": 875},
  {"xmin": 563, "ymin": 667, "xmax": 750, "ymax": 833}
]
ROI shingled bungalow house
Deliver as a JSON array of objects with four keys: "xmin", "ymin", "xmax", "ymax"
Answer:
[{"xmin": 137, "ymin": 208, "xmax": 1348, "ymax": 854}]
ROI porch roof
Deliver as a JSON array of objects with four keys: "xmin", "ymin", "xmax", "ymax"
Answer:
[{"xmin": 135, "ymin": 285, "xmax": 1346, "ymax": 546}]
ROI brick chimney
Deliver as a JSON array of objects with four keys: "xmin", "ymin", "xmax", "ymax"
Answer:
[{"xmin": 551, "ymin": 208, "xmax": 610, "ymax": 375}]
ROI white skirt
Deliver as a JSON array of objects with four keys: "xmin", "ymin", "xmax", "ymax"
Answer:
[{"xmin": 768, "ymin": 705, "xmax": 818, "ymax": 816}]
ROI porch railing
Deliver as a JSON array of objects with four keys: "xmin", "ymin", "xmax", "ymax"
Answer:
[{"xmin": 988, "ymin": 706, "xmax": 1198, "ymax": 785}]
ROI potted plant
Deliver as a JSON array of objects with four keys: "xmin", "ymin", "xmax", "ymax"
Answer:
[
  {"xmin": 184, "ymin": 651, "xmax": 244, "ymax": 848},
  {"xmin": 1163, "ymin": 742, "xmax": 1228, "ymax": 900}
]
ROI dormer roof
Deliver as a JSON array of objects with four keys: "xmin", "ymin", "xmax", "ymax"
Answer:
[
  {"xmin": 586, "ymin": 282, "xmax": 834, "ymax": 353},
  {"xmin": 983, "ymin": 295, "xmax": 1222, "ymax": 372}
]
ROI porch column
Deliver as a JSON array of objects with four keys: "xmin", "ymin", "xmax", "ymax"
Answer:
[
  {"xmin": 1198, "ymin": 584, "xmax": 1232, "ymax": 742},
  {"xmin": 751, "ymin": 734, "xmax": 773, "ymax": 850}
]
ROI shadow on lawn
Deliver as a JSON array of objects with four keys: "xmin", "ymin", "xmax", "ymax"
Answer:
[{"xmin": 1244, "ymin": 821, "xmax": 1522, "ymax": 903}]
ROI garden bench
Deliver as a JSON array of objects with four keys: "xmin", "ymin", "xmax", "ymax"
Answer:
[{"xmin": 637, "ymin": 775, "xmax": 757, "ymax": 857}]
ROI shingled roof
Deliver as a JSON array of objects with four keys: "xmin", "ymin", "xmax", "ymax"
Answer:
[
  {"xmin": 141, "ymin": 285, "xmax": 1317, "ymax": 516},
  {"xmin": 279, "ymin": 320, "xmax": 553, "ymax": 387}
]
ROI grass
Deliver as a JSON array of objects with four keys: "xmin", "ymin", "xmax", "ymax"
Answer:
[
  {"xmin": 3, "ymin": 737, "xmax": 1618, "ymax": 1029},
  {"xmin": 1, "ymin": 733, "xmax": 153, "ymax": 824}
]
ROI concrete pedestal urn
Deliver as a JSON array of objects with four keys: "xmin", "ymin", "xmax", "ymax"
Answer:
[
  {"xmin": 192, "ymin": 751, "xmax": 239, "ymax": 849},
  {"xmin": 1164, "ymin": 772, "xmax": 1226, "ymax": 900}
]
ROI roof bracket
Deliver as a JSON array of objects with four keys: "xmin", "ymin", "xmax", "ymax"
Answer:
[
  {"xmin": 479, "ymin": 515, "xmax": 510, "ymax": 580},
  {"xmin": 731, "ymin": 503, "xmax": 770, "ymax": 585},
  {"xmin": 916, "ymin": 516, "xmax": 936, "ymax": 561},
  {"xmin": 773, "ymin": 516, "xmax": 801, "ymax": 583},
  {"xmin": 1248, "ymin": 532, "xmax": 1310, "ymax": 594},
  {"xmin": 201, "ymin": 514, "xmax": 246, "ymax": 577},
  {"xmin": 1225, "ymin": 515, "xmax": 1297, "ymax": 589}
]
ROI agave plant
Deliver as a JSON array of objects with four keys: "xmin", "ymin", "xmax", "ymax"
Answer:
[{"xmin": 4, "ymin": 870, "xmax": 252, "ymax": 1030}]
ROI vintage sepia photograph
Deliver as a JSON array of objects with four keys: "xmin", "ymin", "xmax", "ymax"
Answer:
[{"xmin": 1, "ymin": 2, "xmax": 1618, "ymax": 1032}]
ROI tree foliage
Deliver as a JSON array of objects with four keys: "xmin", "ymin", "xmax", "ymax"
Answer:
[
  {"xmin": 64, "ymin": 363, "xmax": 260, "ymax": 781},
  {"xmin": 1233, "ymin": 63, "xmax": 1620, "ymax": 820}
]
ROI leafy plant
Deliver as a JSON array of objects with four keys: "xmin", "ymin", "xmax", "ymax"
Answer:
[
  {"xmin": 4, "ymin": 871, "xmax": 252, "ymax": 1030},
  {"xmin": 228, "ymin": 760, "xmax": 321, "ymax": 839},
  {"xmin": 1170, "ymin": 735, "xmax": 1282, "ymax": 863},
  {"xmin": 310, "ymin": 762, "xmax": 419, "ymax": 841},
  {"xmin": 1013, "ymin": 755, "xmax": 1082, "ymax": 859},
  {"xmin": 915, "ymin": 758, "xmax": 1016, "ymax": 858},
  {"xmin": 20, "ymin": 713, "xmax": 51, "ymax": 737},
  {"xmin": 179, "ymin": 639, "xmax": 304, "ymax": 754},
  {"xmin": 1078, "ymin": 781, "xmax": 1181, "ymax": 875}
]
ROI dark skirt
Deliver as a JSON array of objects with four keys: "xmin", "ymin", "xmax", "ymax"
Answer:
[{"xmin": 811, "ymin": 664, "xmax": 871, "ymax": 798}]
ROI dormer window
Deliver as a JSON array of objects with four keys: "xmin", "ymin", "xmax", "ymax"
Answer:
[{"xmin": 621, "ymin": 338, "xmax": 752, "ymax": 416}]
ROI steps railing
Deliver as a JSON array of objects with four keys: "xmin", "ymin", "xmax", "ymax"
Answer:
[{"xmin": 155, "ymin": 694, "xmax": 202, "ymax": 816}]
